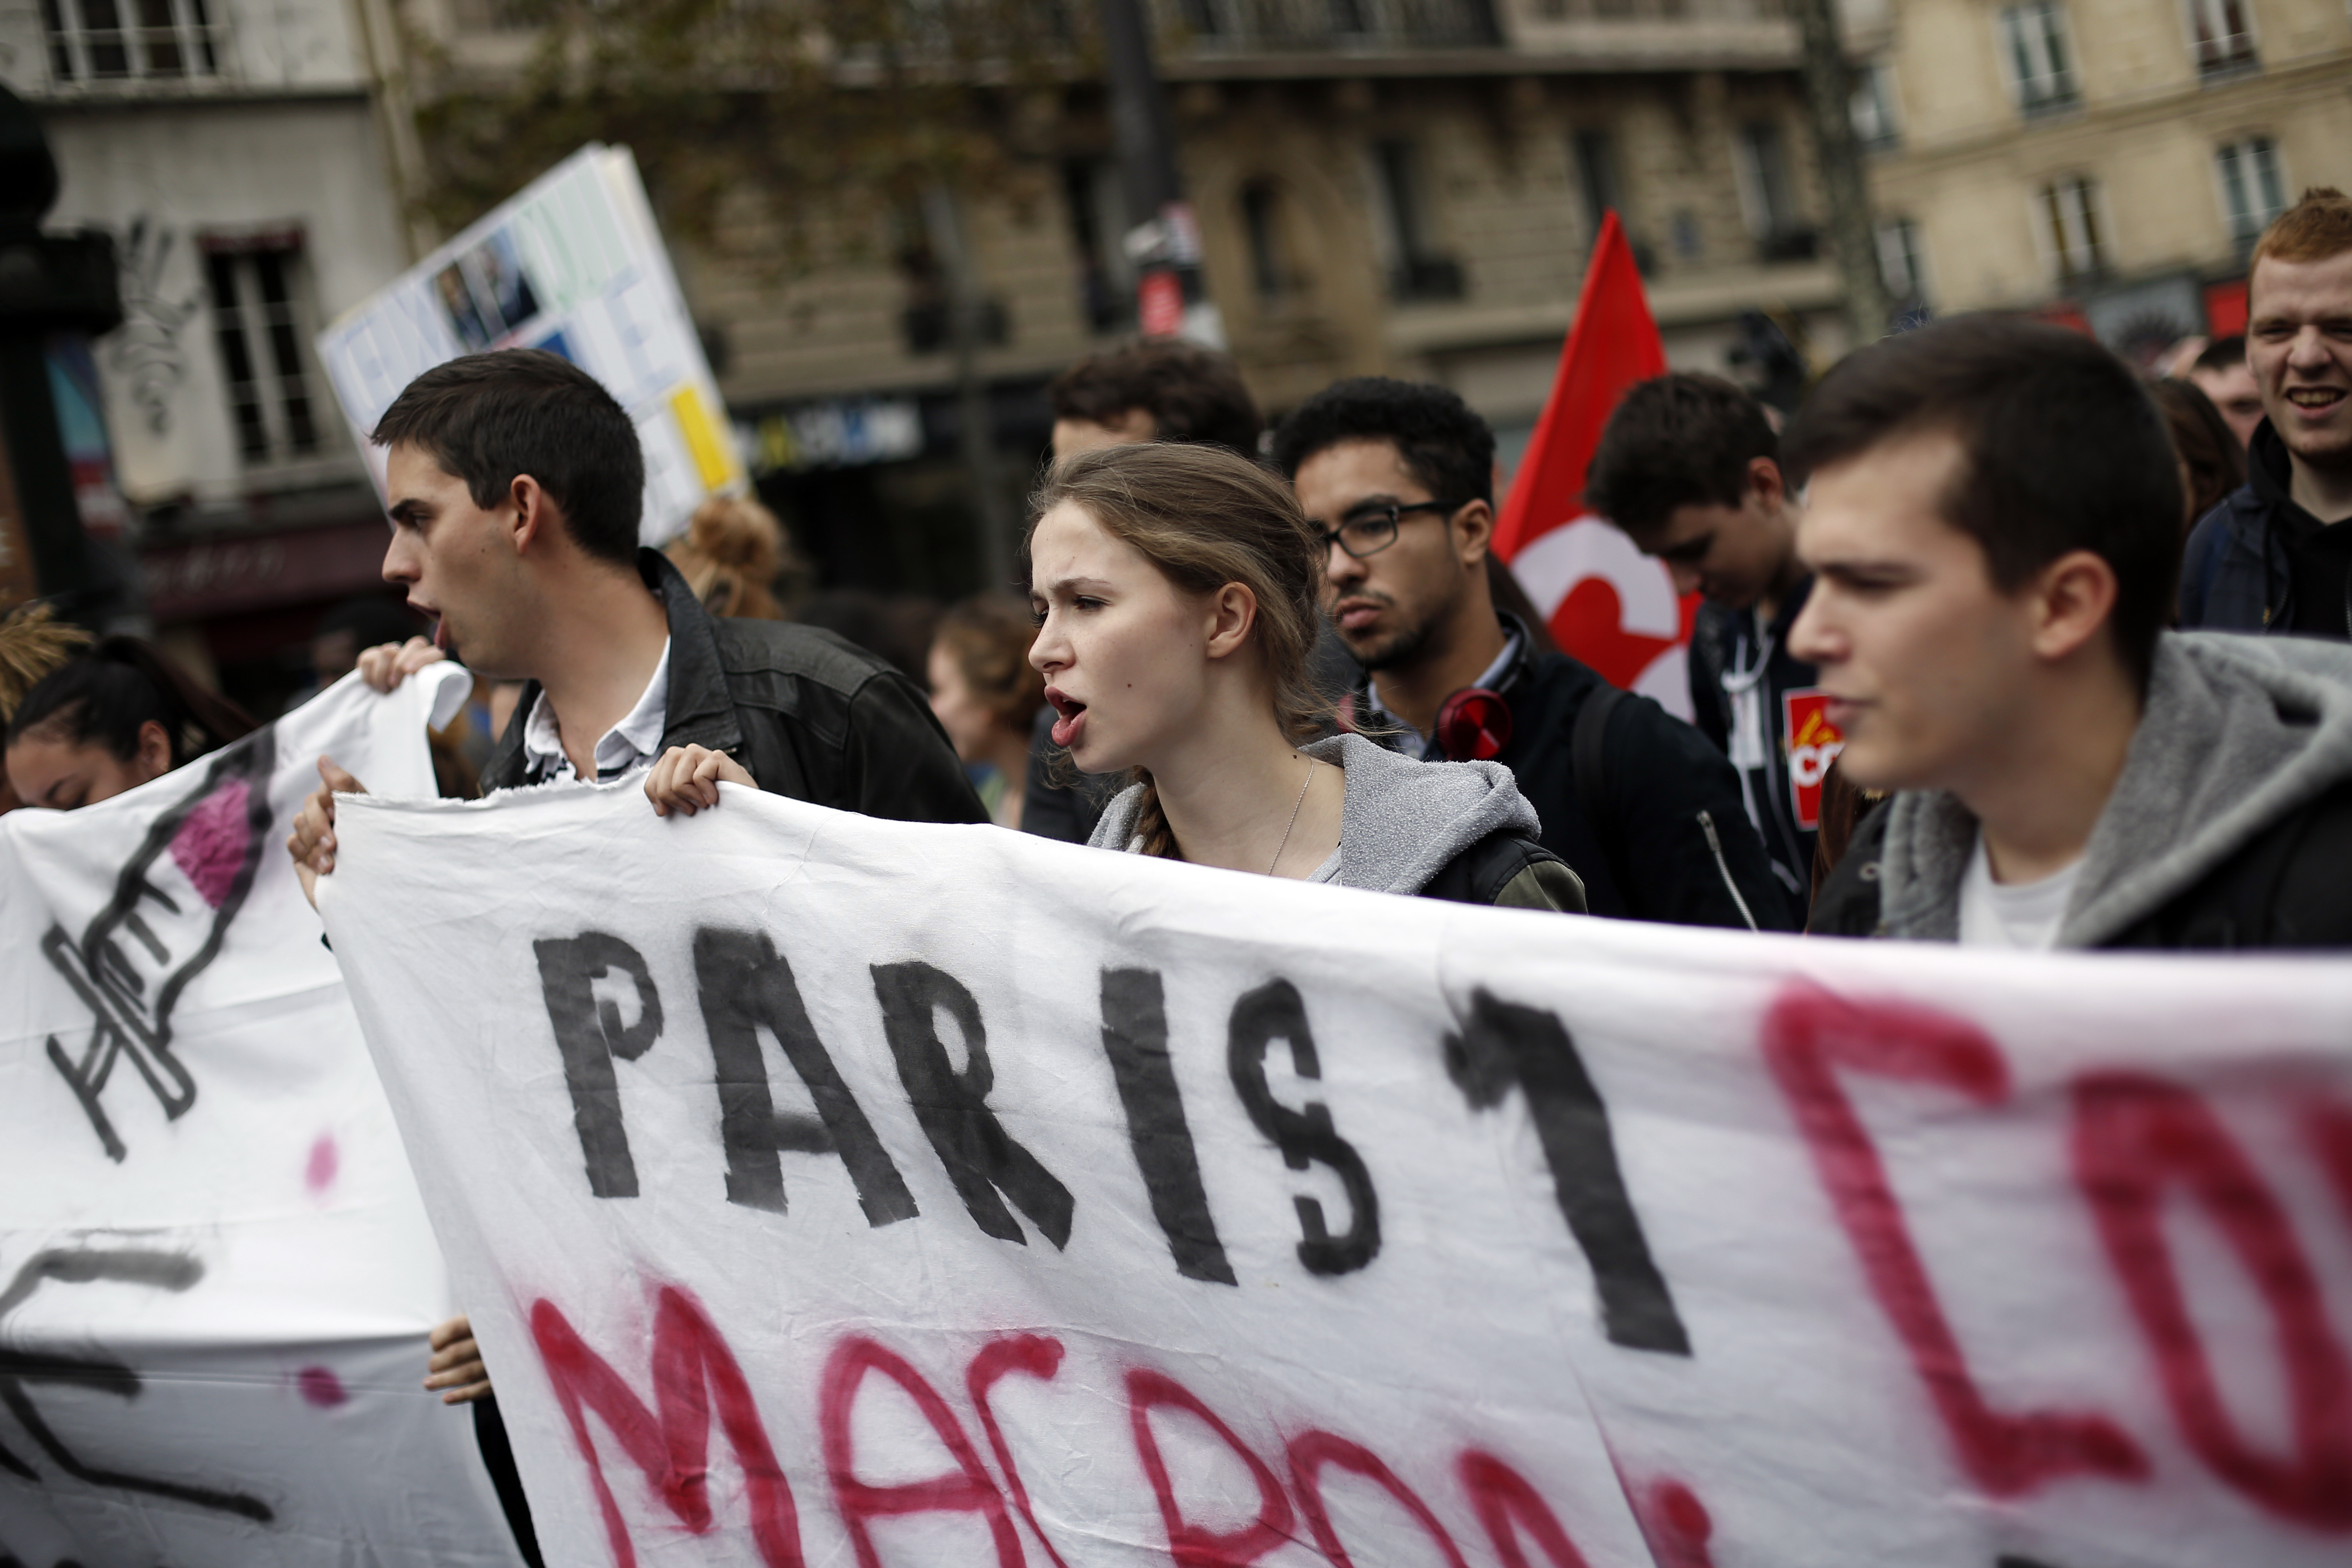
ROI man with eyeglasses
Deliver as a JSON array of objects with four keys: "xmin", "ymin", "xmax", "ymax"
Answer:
[{"xmin": 1274, "ymin": 377, "xmax": 1791, "ymax": 929}]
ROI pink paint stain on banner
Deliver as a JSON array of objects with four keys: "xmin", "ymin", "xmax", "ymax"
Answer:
[
  {"xmin": 170, "ymin": 777, "xmax": 254, "ymax": 909},
  {"xmin": 306, "ymin": 1133, "xmax": 339, "ymax": 1196}
]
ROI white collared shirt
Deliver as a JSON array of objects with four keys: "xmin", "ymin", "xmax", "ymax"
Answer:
[
  {"xmin": 521, "ymin": 639, "xmax": 671, "ymax": 784},
  {"xmin": 1367, "ymin": 632, "xmax": 1521, "ymax": 760}
]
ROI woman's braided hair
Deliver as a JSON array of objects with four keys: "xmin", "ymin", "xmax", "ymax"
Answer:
[{"xmin": 1028, "ymin": 442, "xmax": 1333, "ymax": 861}]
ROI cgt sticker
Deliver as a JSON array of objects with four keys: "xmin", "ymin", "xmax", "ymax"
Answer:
[{"xmin": 1784, "ymin": 690, "xmax": 1845, "ymax": 832}]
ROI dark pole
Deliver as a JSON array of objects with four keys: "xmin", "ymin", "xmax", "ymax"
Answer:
[
  {"xmin": 921, "ymin": 185, "xmax": 1011, "ymax": 593},
  {"xmin": 1786, "ymin": 0, "xmax": 1891, "ymax": 347},
  {"xmin": 0, "ymin": 83, "xmax": 122, "ymax": 616},
  {"xmin": 1098, "ymin": 0, "xmax": 1217, "ymax": 343}
]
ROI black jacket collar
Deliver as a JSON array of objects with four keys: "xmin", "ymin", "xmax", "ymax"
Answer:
[
  {"xmin": 2249, "ymin": 420, "xmax": 2323, "ymax": 539},
  {"xmin": 644, "ymin": 548, "xmax": 744, "ymax": 757}
]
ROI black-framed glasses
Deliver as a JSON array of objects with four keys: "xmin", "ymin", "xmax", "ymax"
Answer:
[{"xmin": 1312, "ymin": 500, "xmax": 1466, "ymax": 560}]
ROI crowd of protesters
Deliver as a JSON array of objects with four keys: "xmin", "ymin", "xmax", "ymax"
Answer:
[
  {"xmin": 7, "ymin": 181, "xmax": 2352, "ymax": 1566},
  {"xmin": 10, "ymin": 184, "xmax": 2349, "ymax": 936}
]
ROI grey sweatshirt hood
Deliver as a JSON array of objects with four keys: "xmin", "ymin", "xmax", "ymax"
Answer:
[
  {"xmin": 1877, "ymin": 632, "xmax": 2352, "ymax": 946},
  {"xmin": 1088, "ymin": 731, "xmax": 1542, "ymax": 896}
]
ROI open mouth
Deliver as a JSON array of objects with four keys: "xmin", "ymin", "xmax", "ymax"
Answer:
[
  {"xmin": 1045, "ymin": 688, "xmax": 1088, "ymax": 748},
  {"xmin": 2286, "ymin": 386, "xmax": 2347, "ymax": 412}
]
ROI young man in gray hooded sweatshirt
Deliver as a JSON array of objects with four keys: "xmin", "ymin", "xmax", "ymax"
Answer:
[{"xmin": 1798, "ymin": 315, "xmax": 2352, "ymax": 950}]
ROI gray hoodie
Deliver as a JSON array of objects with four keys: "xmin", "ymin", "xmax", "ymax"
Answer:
[
  {"xmin": 1873, "ymin": 632, "xmax": 2352, "ymax": 947},
  {"xmin": 1089, "ymin": 731, "xmax": 1560, "ymax": 898}
]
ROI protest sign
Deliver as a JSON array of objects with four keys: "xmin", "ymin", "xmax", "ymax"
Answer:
[
  {"xmin": 326, "ymin": 781, "xmax": 2352, "ymax": 1567},
  {"xmin": 0, "ymin": 664, "xmax": 523, "ymax": 1568},
  {"xmin": 314, "ymin": 144, "xmax": 742, "ymax": 546}
]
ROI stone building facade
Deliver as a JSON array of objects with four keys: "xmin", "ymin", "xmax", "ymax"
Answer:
[
  {"xmin": 411, "ymin": 0, "xmax": 1851, "ymax": 596},
  {"xmin": 1858, "ymin": 0, "xmax": 2352, "ymax": 345},
  {"xmin": 4, "ymin": 0, "xmax": 424, "ymax": 694}
]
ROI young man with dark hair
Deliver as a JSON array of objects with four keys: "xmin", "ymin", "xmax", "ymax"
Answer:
[
  {"xmin": 1046, "ymin": 338, "xmax": 1263, "ymax": 461},
  {"xmin": 2181, "ymin": 187, "xmax": 2352, "ymax": 639},
  {"xmin": 284, "ymin": 348, "xmax": 984, "ymax": 1565},
  {"xmin": 285, "ymin": 349, "xmax": 981, "ymax": 819},
  {"xmin": 1588, "ymin": 372, "xmax": 1824, "ymax": 916},
  {"xmin": 1797, "ymin": 315, "xmax": 2352, "ymax": 949},
  {"xmin": 2187, "ymin": 333, "xmax": 2263, "ymax": 450},
  {"xmin": 1274, "ymin": 377, "xmax": 1791, "ymax": 929}
]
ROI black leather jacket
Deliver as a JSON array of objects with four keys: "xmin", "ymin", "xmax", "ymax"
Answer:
[{"xmin": 482, "ymin": 549, "xmax": 988, "ymax": 828}]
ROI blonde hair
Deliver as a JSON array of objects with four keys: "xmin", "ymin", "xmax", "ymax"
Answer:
[
  {"xmin": 665, "ymin": 494, "xmax": 800, "ymax": 620},
  {"xmin": 0, "ymin": 603, "xmax": 93, "ymax": 722},
  {"xmin": 1028, "ymin": 442, "xmax": 1332, "ymax": 859}
]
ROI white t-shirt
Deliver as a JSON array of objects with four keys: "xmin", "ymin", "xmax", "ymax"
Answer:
[{"xmin": 1956, "ymin": 832, "xmax": 2082, "ymax": 950}]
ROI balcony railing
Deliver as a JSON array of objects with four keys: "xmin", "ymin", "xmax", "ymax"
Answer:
[{"xmin": 1156, "ymin": 0, "xmax": 1503, "ymax": 52}]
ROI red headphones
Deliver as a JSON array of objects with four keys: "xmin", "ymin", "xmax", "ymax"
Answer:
[{"xmin": 1434, "ymin": 686, "xmax": 1514, "ymax": 761}]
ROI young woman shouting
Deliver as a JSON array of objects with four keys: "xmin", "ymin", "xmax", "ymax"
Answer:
[{"xmin": 1029, "ymin": 442, "xmax": 1583, "ymax": 910}]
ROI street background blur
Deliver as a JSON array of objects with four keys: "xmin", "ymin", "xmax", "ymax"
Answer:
[{"xmin": 3, "ymin": 0, "xmax": 2345, "ymax": 714}]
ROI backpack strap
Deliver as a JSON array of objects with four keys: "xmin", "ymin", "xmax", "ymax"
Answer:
[
  {"xmin": 1573, "ymin": 682, "xmax": 1631, "ymax": 894},
  {"xmin": 1418, "ymin": 828, "xmax": 1582, "ymax": 910}
]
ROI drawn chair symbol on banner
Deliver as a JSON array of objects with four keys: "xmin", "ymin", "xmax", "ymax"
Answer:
[
  {"xmin": 39, "ymin": 732, "xmax": 275, "ymax": 1162},
  {"xmin": 0, "ymin": 1248, "xmax": 274, "ymax": 1523}
]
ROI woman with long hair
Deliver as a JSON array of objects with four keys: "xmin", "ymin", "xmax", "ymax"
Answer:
[
  {"xmin": 5, "ymin": 637, "xmax": 257, "ymax": 810},
  {"xmin": 1029, "ymin": 442, "xmax": 1582, "ymax": 908}
]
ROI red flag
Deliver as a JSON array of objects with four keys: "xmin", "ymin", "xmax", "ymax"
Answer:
[{"xmin": 1492, "ymin": 212, "xmax": 1695, "ymax": 716}]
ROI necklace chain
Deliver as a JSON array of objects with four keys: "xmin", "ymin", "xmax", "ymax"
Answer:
[{"xmin": 1268, "ymin": 758, "xmax": 1318, "ymax": 877}]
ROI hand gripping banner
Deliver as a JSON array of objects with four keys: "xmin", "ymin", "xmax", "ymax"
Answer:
[
  {"xmin": 324, "ymin": 780, "xmax": 2352, "ymax": 1568},
  {"xmin": 0, "ymin": 665, "xmax": 523, "ymax": 1568}
]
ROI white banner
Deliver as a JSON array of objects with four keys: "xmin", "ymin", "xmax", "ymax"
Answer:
[
  {"xmin": 325, "ymin": 781, "xmax": 2352, "ymax": 1568},
  {"xmin": 0, "ymin": 665, "xmax": 523, "ymax": 1568},
  {"xmin": 315, "ymin": 143, "xmax": 743, "ymax": 546}
]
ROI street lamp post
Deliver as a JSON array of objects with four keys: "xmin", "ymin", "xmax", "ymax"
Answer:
[{"xmin": 1098, "ymin": 0, "xmax": 1221, "ymax": 346}]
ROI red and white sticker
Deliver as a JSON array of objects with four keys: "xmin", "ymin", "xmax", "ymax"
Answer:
[{"xmin": 1784, "ymin": 689, "xmax": 1846, "ymax": 832}]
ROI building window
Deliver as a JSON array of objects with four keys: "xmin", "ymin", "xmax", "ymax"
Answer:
[
  {"xmin": 1571, "ymin": 127, "xmax": 1623, "ymax": 246},
  {"xmin": 1176, "ymin": 0, "xmax": 1223, "ymax": 36},
  {"xmin": 1239, "ymin": 181, "xmax": 1292, "ymax": 302},
  {"xmin": 1877, "ymin": 217, "xmax": 1926, "ymax": 301},
  {"xmin": 2215, "ymin": 137, "xmax": 2287, "ymax": 250},
  {"xmin": 1734, "ymin": 121, "xmax": 1816, "ymax": 260},
  {"xmin": 2037, "ymin": 176, "xmax": 2106, "ymax": 284},
  {"xmin": 41, "ymin": 0, "xmax": 221, "ymax": 83},
  {"xmin": 202, "ymin": 238, "xmax": 321, "ymax": 468},
  {"xmin": 2185, "ymin": 0, "xmax": 2258, "ymax": 75},
  {"xmin": 1369, "ymin": 140, "xmax": 1465, "ymax": 303},
  {"xmin": 1062, "ymin": 159, "xmax": 1134, "ymax": 335},
  {"xmin": 1999, "ymin": 1, "xmax": 2079, "ymax": 115},
  {"xmin": 448, "ymin": 0, "xmax": 532, "ymax": 30},
  {"xmin": 1851, "ymin": 61, "xmax": 1900, "ymax": 150}
]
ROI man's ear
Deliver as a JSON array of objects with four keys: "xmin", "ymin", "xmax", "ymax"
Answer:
[
  {"xmin": 507, "ymin": 475, "xmax": 554, "ymax": 556},
  {"xmin": 1203, "ymin": 581, "xmax": 1260, "ymax": 661},
  {"xmin": 1748, "ymin": 456, "xmax": 1788, "ymax": 512},
  {"xmin": 1453, "ymin": 499, "xmax": 1496, "ymax": 568},
  {"xmin": 2030, "ymin": 549, "xmax": 2121, "ymax": 664}
]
